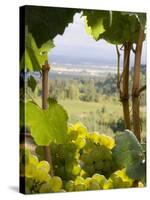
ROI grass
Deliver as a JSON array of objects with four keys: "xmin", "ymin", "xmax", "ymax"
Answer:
[{"xmin": 59, "ymin": 97, "xmax": 123, "ymax": 118}]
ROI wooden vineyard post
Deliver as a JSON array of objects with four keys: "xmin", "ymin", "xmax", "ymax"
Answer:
[
  {"xmin": 132, "ymin": 28, "xmax": 145, "ymax": 142},
  {"xmin": 119, "ymin": 42, "xmax": 131, "ymax": 130},
  {"xmin": 42, "ymin": 60, "xmax": 54, "ymax": 176}
]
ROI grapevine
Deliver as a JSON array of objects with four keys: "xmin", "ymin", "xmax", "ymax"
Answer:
[{"xmin": 20, "ymin": 123, "xmax": 145, "ymax": 194}]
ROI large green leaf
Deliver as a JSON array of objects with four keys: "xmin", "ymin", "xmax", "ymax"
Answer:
[
  {"xmin": 83, "ymin": 11, "xmax": 145, "ymax": 44},
  {"xmin": 112, "ymin": 130, "xmax": 146, "ymax": 180},
  {"xmin": 25, "ymin": 99, "xmax": 68, "ymax": 145},
  {"xmin": 24, "ymin": 5, "xmax": 78, "ymax": 48}
]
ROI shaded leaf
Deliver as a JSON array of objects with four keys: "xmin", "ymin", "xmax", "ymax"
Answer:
[
  {"xmin": 126, "ymin": 160, "xmax": 146, "ymax": 180},
  {"xmin": 27, "ymin": 75, "xmax": 37, "ymax": 92},
  {"xmin": 112, "ymin": 130, "xmax": 145, "ymax": 180},
  {"xmin": 23, "ymin": 31, "xmax": 54, "ymax": 71},
  {"xmin": 83, "ymin": 10, "xmax": 144, "ymax": 44},
  {"xmin": 25, "ymin": 5, "xmax": 78, "ymax": 48},
  {"xmin": 136, "ymin": 13, "xmax": 146, "ymax": 30}
]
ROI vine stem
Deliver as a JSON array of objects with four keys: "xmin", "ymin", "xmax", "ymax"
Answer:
[{"xmin": 42, "ymin": 60, "xmax": 54, "ymax": 176}]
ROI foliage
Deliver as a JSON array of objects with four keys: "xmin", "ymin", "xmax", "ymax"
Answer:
[
  {"xmin": 27, "ymin": 75, "xmax": 37, "ymax": 92},
  {"xmin": 20, "ymin": 147, "xmax": 63, "ymax": 193},
  {"xmin": 21, "ymin": 6, "xmax": 78, "ymax": 71},
  {"xmin": 24, "ymin": 6, "xmax": 78, "ymax": 48},
  {"xmin": 112, "ymin": 130, "xmax": 146, "ymax": 181},
  {"xmin": 25, "ymin": 98, "xmax": 68, "ymax": 145},
  {"xmin": 21, "ymin": 30, "xmax": 54, "ymax": 71},
  {"xmin": 84, "ymin": 10, "xmax": 109, "ymax": 40},
  {"xmin": 21, "ymin": 123, "xmax": 145, "ymax": 194},
  {"xmin": 21, "ymin": 7, "xmax": 147, "ymax": 194},
  {"xmin": 83, "ymin": 10, "xmax": 145, "ymax": 44}
]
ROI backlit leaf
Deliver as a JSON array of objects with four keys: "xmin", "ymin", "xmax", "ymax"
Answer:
[{"xmin": 25, "ymin": 99, "xmax": 68, "ymax": 145}]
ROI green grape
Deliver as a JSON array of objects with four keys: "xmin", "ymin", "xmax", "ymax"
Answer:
[
  {"xmin": 74, "ymin": 176, "xmax": 85, "ymax": 185},
  {"xmin": 65, "ymin": 162, "xmax": 73, "ymax": 173},
  {"xmin": 94, "ymin": 160, "xmax": 104, "ymax": 170},
  {"xmin": 103, "ymin": 179, "xmax": 113, "ymax": 189},
  {"xmin": 65, "ymin": 180, "xmax": 75, "ymax": 192},
  {"xmin": 111, "ymin": 175, "xmax": 124, "ymax": 188},
  {"xmin": 25, "ymin": 163, "xmax": 36, "ymax": 178},
  {"xmin": 85, "ymin": 177, "xmax": 92, "ymax": 188},
  {"xmin": 37, "ymin": 161, "xmax": 50, "ymax": 173},
  {"xmin": 110, "ymin": 170, "xmax": 133, "ymax": 189},
  {"xmin": 75, "ymin": 152, "xmax": 80, "ymax": 160},
  {"xmin": 75, "ymin": 137, "xmax": 86, "ymax": 149},
  {"xmin": 29, "ymin": 154, "xmax": 39, "ymax": 165},
  {"xmin": 80, "ymin": 169, "xmax": 88, "ymax": 178},
  {"xmin": 92, "ymin": 174, "xmax": 107, "ymax": 188},
  {"xmin": 33, "ymin": 168, "xmax": 48, "ymax": 183},
  {"xmin": 55, "ymin": 165, "xmax": 65, "ymax": 177},
  {"xmin": 80, "ymin": 153, "xmax": 93, "ymax": 164},
  {"xmin": 72, "ymin": 164, "xmax": 81, "ymax": 175},
  {"xmin": 103, "ymin": 151, "xmax": 112, "ymax": 160},
  {"xmin": 122, "ymin": 181, "xmax": 131, "ymax": 188},
  {"xmin": 39, "ymin": 183, "xmax": 52, "ymax": 193},
  {"xmin": 98, "ymin": 134, "xmax": 115, "ymax": 149},
  {"xmin": 103, "ymin": 161, "xmax": 111, "ymax": 172},
  {"xmin": 88, "ymin": 179, "xmax": 100, "ymax": 190},
  {"xmin": 83, "ymin": 164, "xmax": 95, "ymax": 175},
  {"xmin": 75, "ymin": 183, "xmax": 86, "ymax": 191},
  {"xmin": 73, "ymin": 122, "xmax": 88, "ymax": 137},
  {"xmin": 66, "ymin": 152, "xmax": 74, "ymax": 161},
  {"xmin": 68, "ymin": 130, "xmax": 78, "ymax": 140},
  {"xmin": 49, "ymin": 176, "xmax": 63, "ymax": 192},
  {"xmin": 45, "ymin": 174, "xmax": 52, "ymax": 182},
  {"xmin": 91, "ymin": 149, "xmax": 103, "ymax": 160},
  {"xmin": 115, "ymin": 169, "xmax": 133, "ymax": 185},
  {"xmin": 89, "ymin": 132, "xmax": 100, "ymax": 144}
]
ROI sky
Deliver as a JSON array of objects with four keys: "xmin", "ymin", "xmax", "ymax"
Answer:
[{"xmin": 49, "ymin": 13, "xmax": 146, "ymax": 66}]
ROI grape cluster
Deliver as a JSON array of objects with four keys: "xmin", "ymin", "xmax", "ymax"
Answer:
[
  {"xmin": 50, "ymin": 123, "xmax": 88, "ymax": 180},
  {"xmin": 51, "ymin": 142, "xmax": 81, "ymax": 180},
  {"xmin": 21, "ymin": 123, "xmax": 144, "ymax": 194},
  {"xmin": 103, "ymin": 169, "xmax": 133, "ymax": 189},
  {"xmin": 20, "ymin": 148, "xmax": 63, "ymax": 194},
  {"xmin": 80, "ymin": 132, "xmax": 117, "ymax": 178},
  {"xmin": 65, "ymin": 174, "xmax": 107, "ymax": 191}
]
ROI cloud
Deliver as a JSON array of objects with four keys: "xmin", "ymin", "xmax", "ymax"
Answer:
[{"xmin": 49, "ymin": 12, "xmax": 146, "ymax": 65}]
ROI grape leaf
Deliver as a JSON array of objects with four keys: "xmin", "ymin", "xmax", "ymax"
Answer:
[
  {"xmin": 112, "ymin": 130, "xmax": 146, "ymax": 180},
  {"xmin": 27, "ymin": 75, "xmax": 37, "ymax": 92},
  {"xmin": 83, "ymin": 10, "xmax": 109, "ymax": 40},
  {"xmin": 136, "ymin": 13, "xmax": 146, "ymax": 30},
  {"xmin": 21, "ymin": 30, "xmax": 54, "ymax": 71},
  {"xmin": 24, "ymin": 5, "xmax": 78, "ymax": 48},
  {"xmin": 25, "ymin": 99, "xmax": 68, "ymax": 145},
  {"xmin": 83, "ymin": 11, "xmax": 145, "ymax": 44},
  {"xmin": 126, "ymin": 160, "xmax": 146, "ymax": 180}
]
